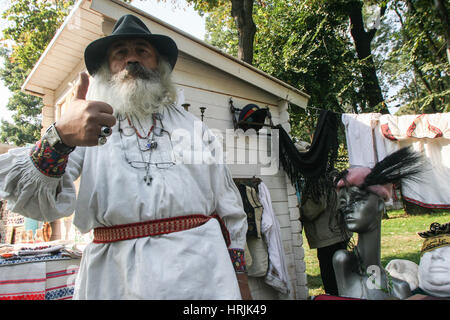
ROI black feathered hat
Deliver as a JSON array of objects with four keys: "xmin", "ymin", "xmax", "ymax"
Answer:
[{"xmin": 84, "ymin": 14, "xmax": 178, "ymax": 75}]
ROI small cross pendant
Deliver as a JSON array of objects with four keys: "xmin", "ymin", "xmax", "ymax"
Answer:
[{"xmin": 143, "ymin": 174, "xmax": 152, "ymax": 186}]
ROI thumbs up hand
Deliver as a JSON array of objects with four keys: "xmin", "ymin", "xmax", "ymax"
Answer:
[{"xmin": 55, "ymin": 72, "xmax": 116, "ymax": 147}]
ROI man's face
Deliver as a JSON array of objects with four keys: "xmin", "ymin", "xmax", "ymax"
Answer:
[{"xmin": 108, "ymin": 38, "xmax": 158, "ymax": 75}]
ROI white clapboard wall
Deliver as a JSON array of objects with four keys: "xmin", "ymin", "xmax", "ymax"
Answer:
[{"xmin": 172, "ymin": 52, "xmax": 305, "ymax": 300}]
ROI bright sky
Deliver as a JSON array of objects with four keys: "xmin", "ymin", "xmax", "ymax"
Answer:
[{"xmin": 0, "ymin": 0, "xmax": 206, "ymax": 123}]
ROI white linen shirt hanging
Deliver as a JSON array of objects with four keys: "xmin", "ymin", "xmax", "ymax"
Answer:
[
  {"xmin": 0, "ymin": 104, "xmax": 247, "ymax": 299},
  {"xmin": 258, "ymin": 181, "xmax": 291, "ymax": 296},
  {"xmin": 342, "ymin": 113, "xmax": 388, "ymax": 168}
]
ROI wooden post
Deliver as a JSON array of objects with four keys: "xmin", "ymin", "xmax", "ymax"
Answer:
[{"xmin": 41, "ymin": 90, "xmax": 56, "ymax": 136}]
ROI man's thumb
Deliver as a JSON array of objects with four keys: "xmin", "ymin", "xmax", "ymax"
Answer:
[{"xmin": 75, "ymin": 72, "xmax": 90, "ymax": 100}]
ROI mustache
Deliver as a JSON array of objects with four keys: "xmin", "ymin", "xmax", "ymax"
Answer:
[{"xmin": 114, "ymin": 62, "xmax": 161, "ymax": 82}]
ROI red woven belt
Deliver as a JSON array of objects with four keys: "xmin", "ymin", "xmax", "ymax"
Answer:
[{"xmin": 93, "ymin": 214, "xmax": 231, "ymax": 247}]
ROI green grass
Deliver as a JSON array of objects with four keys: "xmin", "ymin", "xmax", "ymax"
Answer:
[{"xmin": 303, "ymin": 209, "xmax": 450, "ymax": 297}]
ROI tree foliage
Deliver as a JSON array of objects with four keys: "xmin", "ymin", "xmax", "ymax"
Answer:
[
  {"xmin": 198, "ymin": 0, "xmax": 449, "ymax": 140},
  {"xmin": 373, "ymin": 0, "xmax": 450, "ymax": 114},
  {"xmin": 203, "ymin": 1, "xmax": 376, "ymax": 142},
  {"xmin": 1, "ymin": 0, "xmax": 448, "ymax": 147},
  {"xmin": 158, "ymin": 0, "xmax": 257, "ymax": 64},
  {"xmin": 0, "ymin": 0, "xmax": 74, "ymax": 146}
]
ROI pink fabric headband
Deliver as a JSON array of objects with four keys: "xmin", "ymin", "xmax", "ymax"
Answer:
[{"xmin": 336, "ymin": 167, "xmax": 393, "ymax": 201}]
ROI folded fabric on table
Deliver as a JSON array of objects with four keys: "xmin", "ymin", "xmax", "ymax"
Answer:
[
  {"xmin": 45, "ymin": 258, "xmax": 80, "ymax": 300},
  {"xmin": 0, "ymin": 242, "xmax": 84, "ymax": 266},
  {"xmin": 17, "ymin": 244, "xmax": 64, "ymax": 256},
  {"xmin": 0, "ymin": 252, "xmax": 71, "ymax": 266},
  {"xmin": 0, "ymin": 261, "xmax": 46, "ymax": 300}
]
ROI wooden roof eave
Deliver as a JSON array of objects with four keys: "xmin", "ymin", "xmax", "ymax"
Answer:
[{"xmin": 22, "ymin": 0, "xmax": 310, "ymax": 109}]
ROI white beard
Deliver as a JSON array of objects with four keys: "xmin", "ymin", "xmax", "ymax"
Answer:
[{"xmin": 86, "ymin": 61, "xmax": 176, "ymax": 119}]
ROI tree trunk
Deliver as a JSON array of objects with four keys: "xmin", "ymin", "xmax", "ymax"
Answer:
[
  {"xmin": 433, "ymin": 0, "xmax": 450, "ymax": 64},
  {"xmin": 230, "ymin": 0, "xmax": 256, "ymax": 65},
  {"xmin": 347, "ymin": 2, "xmax": 388, "ymax": 113}
]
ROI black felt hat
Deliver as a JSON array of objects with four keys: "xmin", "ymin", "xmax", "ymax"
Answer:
[
  {"xmin": 84, "ymin": 14, "xmax": 178, "ymax": 75},
  {"xmin": 237, "ymin": 103, "xmax": 268, "ymax": 131}
]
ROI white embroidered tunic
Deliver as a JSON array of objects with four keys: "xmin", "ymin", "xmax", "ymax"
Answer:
[{"xmin": 0, "ymin": 104, "xmax": 247, "ymax": 299}]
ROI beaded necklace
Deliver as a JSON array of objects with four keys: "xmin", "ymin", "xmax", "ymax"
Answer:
[
  {"xmin": 118, "ymin": 113, "xmax": 172, "ymax": 186},
  {"xmin": 128, "ymin": 114, "xmax": 159, "ymax": 152},
  {"xmin": 126, "ymin": 114, "xmax": 155, "ymax": 139},
  {"xmin": 119, "ymin": 114, "xmax": 157, "ymax": 185}
]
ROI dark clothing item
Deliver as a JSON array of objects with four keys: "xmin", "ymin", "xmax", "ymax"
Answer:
[
  {"xmin": 317, "ymin": 241, "xmax": 348, "ymax": 296},
  {"xmin": 277, "ymin": 110, "xmax": 339, "ymax": 202},
  {"xmin": 237, "ymin": 184, "xmax": 261, "ymax": 238}
]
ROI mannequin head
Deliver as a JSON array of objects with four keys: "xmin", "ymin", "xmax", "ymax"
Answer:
[
  {"xmin": 417, "ymin": 222, "xmax": 450, "ymax": 297},
  {"xmin": 334, "ymin": 147, "xmax": 423, "ymax": 236},
  {"xmin": 418, "ymin": 247, "xmax": 450, "ymax": 297},
  {"xmin": 337, "ymin": 186, "xmax": 385, "ymax": 234}
]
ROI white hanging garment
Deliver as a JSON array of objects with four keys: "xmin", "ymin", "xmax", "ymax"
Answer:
[
  {"xmin": 379, "ymin": 113, "xmax": 450, "ymax": 209},
  {"xmin": 258, "ymin": 181, "xmax": 291, "ymax": 295},
  {"xmin": 342, "ymin": 113, "xmax": 388, "ymax": 168}
]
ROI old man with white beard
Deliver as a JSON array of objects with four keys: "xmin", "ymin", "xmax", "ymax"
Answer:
[{"xmin": 0, "ymin": 14, "xmax": 251, "ymax": 300}]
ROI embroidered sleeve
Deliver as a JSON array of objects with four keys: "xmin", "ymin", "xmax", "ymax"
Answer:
[
  {"xmin": 29, "ymin": 138, "xmax": 71, "ymax": 178},
  {"xmin": 228, "ymin": 248, "xmax": 246, "ymax": 273}
]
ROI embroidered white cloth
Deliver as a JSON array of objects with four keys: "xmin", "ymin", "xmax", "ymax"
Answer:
[
  {"xmin": 258, "ymin": 182, "xmax": 291, "ymax": 296},
  {"xmin": 0, "ymin": 262, "xmax": 46, "ymax": 300},
  {"xmin": 379, "ymin": 113, "xmax": 450, "ymax": 209},
  {"xmin": 0, "ymin": 104, "xmax": 247, "ymax": 299},
  {"xmin": 45, "ymin": 258, "xmax": 80, "ymax": 300}
]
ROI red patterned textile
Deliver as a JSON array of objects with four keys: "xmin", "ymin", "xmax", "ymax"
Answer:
[
  {"xmin": 381, "ymin": 123, "xmax": 397, "ymax": 141},
  {"xmin": 29, "ymin": 138, "xmax": 70, "ymax": 178},
  {"xmin": 45, "ymin": 260, "xmax": 80, "ymax": 300},
  {"xmin": 313, "ymin": 294, "xmax": 362, "ymax": 300},
  {"xmin": 93, "ymin": 214, "xmax": 231, "ymax": 247},
  {"xmin": 0, "ymin": 262, "xmax": 46, "ymax": 300},
  {"xmin": 228, "ymin": 248, "xmax": 246, "ymax": 273},
  {"xmin": 0, "ymin": 292, "xmax": 45, "ymax": 300}
]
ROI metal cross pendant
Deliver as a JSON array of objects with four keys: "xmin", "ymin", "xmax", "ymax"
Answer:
[
  {"xmin": 143, "ymin": 173, "xmax": 153, "ymax": 186},
  {"xmin": 144, "ymin": 164, "xmax": 152, "ymax": 186}
]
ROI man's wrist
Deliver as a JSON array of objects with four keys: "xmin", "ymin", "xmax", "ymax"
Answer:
[{"xmin": 44, "ymin": 122, "xmax": 75, "ymax": 154}]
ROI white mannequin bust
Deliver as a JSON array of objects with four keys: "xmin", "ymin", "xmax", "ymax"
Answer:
[{"xmin": 418, "ymin": 244, "xmax": 450, "ymax": 297}]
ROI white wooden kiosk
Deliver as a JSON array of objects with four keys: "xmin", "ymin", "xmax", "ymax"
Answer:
[{"xmin": 21, "ymin": 0, "xmax": 311, "ymax": 300}]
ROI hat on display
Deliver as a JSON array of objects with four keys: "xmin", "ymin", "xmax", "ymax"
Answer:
[
  {"xmin": 84, "ymin": 14, "xmax": 178, "ymax": 75},
  {"xmin": 237, "ymin": 104, "xmax": 268, "ymax": 131},
  {"xmin": 335, "ymin": 147, "xmax": 424, "ymax": 202},
  {"xmin": 335, "ymin": 167, "xmax": 393, "ymax": 201},
  {"xmin": 418, "ymin": 222, "xmax": 450, "ymax": 256}
]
